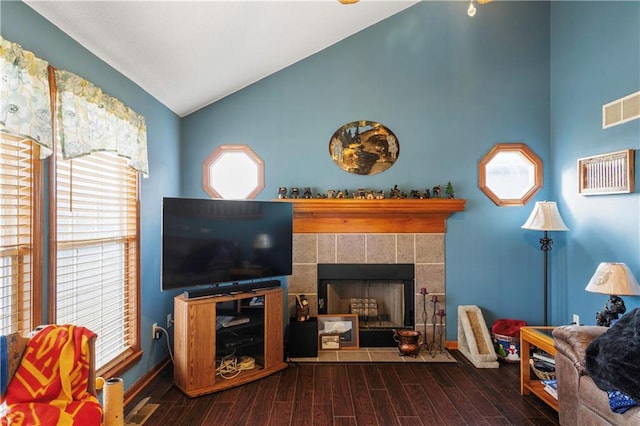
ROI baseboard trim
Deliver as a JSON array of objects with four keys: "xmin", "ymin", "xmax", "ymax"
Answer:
[
  {"xmin": 123, "ymin": 356, "xmax": 171, "ymax": 408},
  {"xmin": 445, "ymin": 340, "xmax": 457, "ymax": 350}
]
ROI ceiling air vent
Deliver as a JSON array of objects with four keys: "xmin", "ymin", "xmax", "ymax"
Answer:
[{"xmin": 603, "ymin": 91, "xmax": 640, "ymax": 129}]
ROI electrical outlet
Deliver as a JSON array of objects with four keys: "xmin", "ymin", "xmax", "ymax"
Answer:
[
  {"xmin": 572, "ymin": 314, "xmax": 580, "ymax": 325},
  {"xmin": 167, "ymin": 313, "xmax": 172, "ymax": 328},
  {"xmin": 152, "ymin": 322, "xmax": 161, "ymax": 340}
]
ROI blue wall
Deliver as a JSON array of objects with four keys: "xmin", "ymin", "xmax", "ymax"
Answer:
[
  {"xmin": 550, "ymin": 1, "xmax": 640, "ymax": 324},
  {"xmin": 1, "ymin": 1, "xmax": 182, "ymax": 392},
  {"xmin": 2, "ymin": 0, "xmax": 638, "ymax": 391},
  {"xmin": 182, "ymin": 1, "xmax": 554, "ymax": 335}
]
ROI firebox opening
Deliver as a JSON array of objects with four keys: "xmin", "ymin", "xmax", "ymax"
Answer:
[{"xmin": 318, "ymin": 264, "xmax": 415, "ymax": 347}]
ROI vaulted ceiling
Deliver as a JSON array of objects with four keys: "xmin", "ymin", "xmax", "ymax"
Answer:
[{"xmin": 24, "ymin": 1, "xmax": 417, "ymax": 117}]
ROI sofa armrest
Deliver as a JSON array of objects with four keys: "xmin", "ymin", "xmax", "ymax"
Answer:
[
  {"xmin": 552, "ymin": 325, "xmax": 607, "ymax": 375},
  {"xmin": 553, "ymin": 325, "xmax": 607, "ymax": 425}
]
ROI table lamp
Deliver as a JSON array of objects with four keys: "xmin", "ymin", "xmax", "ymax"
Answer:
[
  {"xmin": 585, "ymin": 262, "xmax": 640, "ymax": 327},
  {"xmin": 522, "ymin": 201, "xmax": 569, "ymax": 326}
]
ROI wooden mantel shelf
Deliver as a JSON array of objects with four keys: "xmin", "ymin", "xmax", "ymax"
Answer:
[{"xmin": 274, "ymin": 198, "xmax": 466, "ymax": 234}]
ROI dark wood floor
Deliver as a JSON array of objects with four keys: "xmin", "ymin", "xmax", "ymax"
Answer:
[{"xmin": 128, "ymin": 351, "xmax": 559, "ymax": 426}]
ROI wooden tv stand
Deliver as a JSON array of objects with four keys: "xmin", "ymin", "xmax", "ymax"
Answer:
[{"xmin": 173, "ymin": 287, "xmax": 287, "ymax": 397}]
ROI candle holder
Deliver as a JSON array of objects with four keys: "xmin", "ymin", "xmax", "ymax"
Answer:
[
  {"xmin": 419, "ymin": 290, "xmax": 449, "ymax": 358},
  {"xmin": 427, "ymin": 295, "xmax": 438, "ymax": 355},
  {"xmin": 420, "ymin": 290, "xmax": 428, "ymax": 354},
  {"xmin": 436, "ymin": 308, "xmax": 449, "ymax": 357}
]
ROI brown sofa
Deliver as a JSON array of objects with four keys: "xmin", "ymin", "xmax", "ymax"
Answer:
[{"xmin": 553, "ymin": 325, "xmax": 640, "ymax": 425}]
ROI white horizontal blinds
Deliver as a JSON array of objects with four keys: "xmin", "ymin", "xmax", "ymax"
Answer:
[
  {"xmin": 0, "ymin": 133, "xmax": 36, "ymax": 336},
  {"xmin": 56, "ymin": 149, "xmax": 138, "ymax": 370}
]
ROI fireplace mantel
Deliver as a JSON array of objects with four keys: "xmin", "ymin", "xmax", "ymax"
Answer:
[{"xmin": 275, "ymin": 198, "xmax": 466, "ymax": 233}]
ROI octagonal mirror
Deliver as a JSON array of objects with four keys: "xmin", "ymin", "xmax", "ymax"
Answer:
[
  {"xmin": 478, "ymin": 143, "xmax": 542, "ymax": 206},
  {"xmin": 202, "ymin": 144, "xmax": 264, "ymax": 199}
]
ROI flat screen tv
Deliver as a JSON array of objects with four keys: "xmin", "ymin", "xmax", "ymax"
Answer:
[{"xmin": 162, "ymin": 197, "xmax": 293, "ymax": 298}]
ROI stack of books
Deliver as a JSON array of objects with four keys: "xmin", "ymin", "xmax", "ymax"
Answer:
[
  {"xmin": 542, "ymin": 379, "xmax": 558, "ymax": 399},
  {"xmin": 532, "ymin": 351, "xmax": 556, "ymax": 373}
]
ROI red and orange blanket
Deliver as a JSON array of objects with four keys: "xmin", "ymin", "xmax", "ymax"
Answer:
[{"xmin": 1, "ymin": 325, "xmax": 102, "ymax": 426}]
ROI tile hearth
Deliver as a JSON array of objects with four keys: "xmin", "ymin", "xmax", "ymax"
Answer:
[{"xmin": 289, "ymin": 347, "xmax": 456, "ymax": 363}]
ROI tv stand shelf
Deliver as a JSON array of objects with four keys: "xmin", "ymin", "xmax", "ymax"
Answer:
[{"xmin": 173, "ymin": 287, "xmax": 287, "ymax": 397}]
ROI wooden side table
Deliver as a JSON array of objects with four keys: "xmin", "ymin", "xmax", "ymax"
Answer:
[{"xmin": 520, "ymin": 326, "xmax": 558, "ymax": 412}]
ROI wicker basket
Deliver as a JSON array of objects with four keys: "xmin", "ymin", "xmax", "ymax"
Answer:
[{"xmin": 529, "ymin": 358, "xmax": 556, "ymax": 381}]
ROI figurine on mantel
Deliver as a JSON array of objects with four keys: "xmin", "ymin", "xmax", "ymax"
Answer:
[
  {"xmin": 390, "ymin": 185, "xmax": 401, "ymax": 199},
  {"xmin": 276, "ymin": 185, "xmax": 457, "ymax": 200},
  {"xmin": 445, "ymin": 181, "xmax": 455, "ymax": 199}
]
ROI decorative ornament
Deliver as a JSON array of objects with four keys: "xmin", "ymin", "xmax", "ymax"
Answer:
[
  {"xmin": 295, "ymin": 295, "xmax": 310, "ymax": 322},
  {"xmin": 445, "ymin": 182, "xmax": 455, "ymax": 199},
  {"xmin": 274, "ymin": 183, "xmax": 457, "ymax": 200},
  {"xmin": 329, "ymin": 120, "xmax": 399, "ymax": 175},
  {"xmin": 303, "ymin": 187, "xmax": 313, "ymax": 199}
]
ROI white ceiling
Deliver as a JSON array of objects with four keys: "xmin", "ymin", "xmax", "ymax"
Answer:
[{"xmin": 24, "ymin": 0, "xmax": 417, "ymax": 117}]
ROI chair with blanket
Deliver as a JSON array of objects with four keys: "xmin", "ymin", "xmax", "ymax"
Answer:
[{"xmin": 1, "ymin": 324, "xmax": 102, "ymax": 425}]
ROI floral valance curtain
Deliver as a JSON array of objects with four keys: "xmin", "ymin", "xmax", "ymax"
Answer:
[
  {"xmin": 54, "ymin": 69, "xmax": 149, "ymax": 177},
  {"xmin": 0, "ymin": 36, "xmax": 53, "ymax": 158}
]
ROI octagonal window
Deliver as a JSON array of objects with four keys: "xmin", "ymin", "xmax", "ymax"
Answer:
[
  {"xmin": 202, "ymin": 145, "xmax": 264, "ymax": 199},
  {"xmin": 478, "ymin": 143, "xmax": 542, "ymax": 206}
]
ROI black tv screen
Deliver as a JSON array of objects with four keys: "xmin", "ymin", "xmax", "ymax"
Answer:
[{"xmin": 161, "ymin": 197, "xmax": 293, "ymax": 296}]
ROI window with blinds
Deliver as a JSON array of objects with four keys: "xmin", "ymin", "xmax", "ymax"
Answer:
[
  {"xmin": 0, "ymin": 133, "xmax": 42, "ymax": 336},
  {"xmin": 54, "ymin": 149, "xmax": 140, "ymax": 372}
]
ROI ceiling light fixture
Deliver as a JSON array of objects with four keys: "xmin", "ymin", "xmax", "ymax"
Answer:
[
  {"xmin": 467, "ymin": 1, "xmax": 477, "ymax": 17},
  {"xmin": 338, "ymin": 0, "xmax": 360, "ymax": 4}
]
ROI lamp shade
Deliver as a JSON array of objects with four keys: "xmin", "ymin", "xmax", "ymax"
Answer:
[
  {"xmin": 521, "ymin": 201, "xmax": 569, "ymax": 231},
  {"xmin": 585, "ymin": 262, "xmax": 640, "ymax": 296}
]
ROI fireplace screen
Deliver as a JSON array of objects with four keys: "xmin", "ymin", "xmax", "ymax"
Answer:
[
  {"xmin": 326, "ymin": 280, "xmax": 406, "ymax": 330},
  {"xmin": 318, "ymin": 264, "xmax": 414, "ymax": 347}
]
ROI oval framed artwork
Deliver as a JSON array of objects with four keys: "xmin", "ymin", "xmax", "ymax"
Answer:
[{"xmin": 329, "ymin": 120, "xmax": 399, "ymax": 175}]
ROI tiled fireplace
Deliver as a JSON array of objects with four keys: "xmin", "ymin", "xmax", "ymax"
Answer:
[
  {"xmin": 283, "ymin": 197, "xmax": 465, "ymax": 347},
  {"xmin": 288, "ymin": 232, "xmax": 446, "ymax": 346}
]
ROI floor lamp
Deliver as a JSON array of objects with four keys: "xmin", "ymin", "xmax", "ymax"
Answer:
[{"xmin": 522, "ymin": 201, "xmax": 569, "ymax": 326}]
